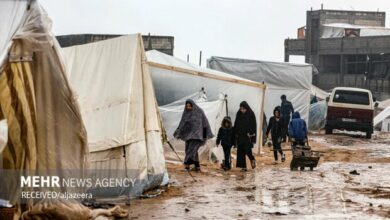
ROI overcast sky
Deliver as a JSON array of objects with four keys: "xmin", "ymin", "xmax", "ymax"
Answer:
[{"xmin": 40, "ymin": 0, "xmax": 390, "ymax": 65}]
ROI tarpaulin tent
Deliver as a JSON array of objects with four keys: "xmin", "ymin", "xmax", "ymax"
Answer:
[
  {"xmin": 208, "ymin": 56, "xmax": 313, "ymax": 123},
  {"xmin": 0, "ymin": 0, "xmax": 88, "ymax": 210},
  {"xmin": 62, "ymin": 34, "xmax": 167, "ymax": 197},
  {"xmin": 146, "ymin": 50, "xmax": 267, "ymax": 153}
]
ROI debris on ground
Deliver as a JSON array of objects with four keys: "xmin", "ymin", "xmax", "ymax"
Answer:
[{"xmin": 349, "ymin": 170, "xmax": 360, "ymax": 175}]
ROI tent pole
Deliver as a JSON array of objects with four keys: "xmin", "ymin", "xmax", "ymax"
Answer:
[
  {"xmin": 224, "ymin": 94, "xmax": 228, "ymax": 117},
  {"xmin": 257, "ymin": 83, "xmax": 266, "ymax": 156}
]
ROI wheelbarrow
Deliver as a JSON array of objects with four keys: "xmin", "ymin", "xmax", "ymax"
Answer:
[{"xmin": 290, "ymin": 142, "xmax": 321, "ymax": 171}]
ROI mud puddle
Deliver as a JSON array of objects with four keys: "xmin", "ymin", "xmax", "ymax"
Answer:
[{"xmin": 128, "ymin": 133, "xmax": 390, "ymax": 219}]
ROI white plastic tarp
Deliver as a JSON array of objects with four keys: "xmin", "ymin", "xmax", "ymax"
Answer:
[
  {"xmin": 0, "ymin": 0, "xmax": 89, "ymax": 205},
  {"xmin": 0, "ymin": 120, "xmax": 7, "ymax": 154},
  {"xmin": 374, "ymin": 106, "xmax": 390, "ymax": 127},
  {"xmin": 62, "ymin": 34, "xmax": 167, "ymax": 196},
  {"xmin": 309, "ymin": 101, "xmax": 327, "ymax": 130},
  {"xmin": 0, "ymin": 0, "xmax": 29, "ymax": 69},
  {"xmin": 321, "ymin": 23, "xmax": 390, "ymax": 38},
  {"xmin": 378, "ymin": 99, "xmax": 390, "ymax": 110},
  {"xmin": 159, "ymin": 92, "xmax": 226, "ymax": 163},
  {"xmin": 311, "ymin": 85, "xmax": 329, "ymax": 100},
  {"xmin": 147, "ymin": 50, "xmax": 266, "ymax": 150},
  {"xmin": 381, "ymin": 119, "xmax": 390, "ymax": 132},
  {"xmin": 208, "ymin": 56, "xmax": 312, "ymax": 123}
]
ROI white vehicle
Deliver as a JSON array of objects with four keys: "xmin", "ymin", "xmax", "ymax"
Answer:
[{"xmin": 325, "ymin": 87, "xmax": 375, "ymax": 138}]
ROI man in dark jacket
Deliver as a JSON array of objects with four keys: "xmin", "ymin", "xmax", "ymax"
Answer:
[
  {"xmin": 288, "ymin": 112, "xmax": 308, "ymax": 146},
  {"xmin": 280, "ymin": 95, "xmax": 294, "ymax": 142}
]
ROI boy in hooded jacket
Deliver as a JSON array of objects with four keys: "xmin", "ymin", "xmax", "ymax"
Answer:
[
  {"xmin": 216, "ymin": 117, "xmax": 235, "ymax": 170},
  {"xmin": 288, "ymin": 112, "xmax": 308, "ymax": 146}
]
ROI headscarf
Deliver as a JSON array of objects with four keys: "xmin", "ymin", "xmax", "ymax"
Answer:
[
  {"xmin": 234, "ymin": 101, "xmax": 257, "ymax": 137},
  {"xmin": 173, "ymin": 99, "xmax": 214, "ymax": 141}
]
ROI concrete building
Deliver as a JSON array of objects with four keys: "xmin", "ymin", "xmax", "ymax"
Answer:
[
  {"xmin": 285, "ymin": 8, "xmax": 390, "ymax": 99},
  {"xmin": 56, "ymin": 34, "xmax": 174, "ymax": 55}
]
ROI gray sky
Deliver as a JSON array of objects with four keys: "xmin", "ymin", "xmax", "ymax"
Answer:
[{"xmin": 41, "ymin": 0, "xmax": 390, "ymax": 65}]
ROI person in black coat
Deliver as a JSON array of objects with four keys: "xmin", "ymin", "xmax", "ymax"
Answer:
[
  {"xmin": 216, "ymin": 117, "xmax": 234, "ymax": 171},
  {"xmin": 234, "ymin": 101, "xmax": 257, "ymax": 171},
  {"xmin": 266, "ymin": 106, "xmax": 285, "ymax": 164},
  {"xmin": 280, "ymin": 95, "xmax": 294, "ymax": 142}
]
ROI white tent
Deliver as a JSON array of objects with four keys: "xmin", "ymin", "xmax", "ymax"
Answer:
[
  {"xmin": 208, "ymin": 56, "xmax": 313, "ymax": 122},
  {"xmin": 62, "ymin": 34, "xmax": 167, "ymax": 197},
  {"xmin": 146, "ymin": 50, "xmax": 267, "ymax": 153}
]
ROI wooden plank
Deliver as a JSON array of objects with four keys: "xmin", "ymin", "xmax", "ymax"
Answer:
[
  {"xmin": 257, "ymin": 84, "xmax": 267, "ymax": 156},
  {"xmin": 147, "ymin": 61, "xmax": 266, "ymax": 89}
]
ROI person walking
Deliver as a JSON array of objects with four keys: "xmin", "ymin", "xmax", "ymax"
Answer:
[
  {"xmin": 174, "ymin": 99, "xmax": 214, "ymax": 171},
  {"xmin": 216, "ymin": 116, "xmax": 235, "ymax": 171},
  {"xmin": 280, "ymin": 95, "xmax": 294, "ymax": 142},
  {"xmin": 266, "ymin": 106, "xmax": 285, "ymax": 164},
  {"xmin": 288, "ymin": 112, "xmax": 308, "ymax": 147},
  {"xmin": 234, "ymin": 101, "xmax": 257, "ymax": 171}
]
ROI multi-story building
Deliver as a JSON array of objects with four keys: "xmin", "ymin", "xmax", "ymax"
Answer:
[{"xmin": 285, "ymin": 8, "xmax": 390, "ymax": 99}]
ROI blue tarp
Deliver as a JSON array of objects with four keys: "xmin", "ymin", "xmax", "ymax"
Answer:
[{"xmin": 309, "ymin": 100, "xmax": 327, "ymax": 130}]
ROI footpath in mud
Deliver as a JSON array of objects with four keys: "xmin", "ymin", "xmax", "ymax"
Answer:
[{"xmin": 128, "ymin": 132, "xmax": 390, "ymax": 219}]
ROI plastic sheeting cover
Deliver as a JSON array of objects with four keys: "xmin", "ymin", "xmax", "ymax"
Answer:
[
  {"xmin": 0, "ymin": 0, "xmax": 29, "ymax": 69},
  {"xmin": 0, "ymin": 120, "xmax": 7, "ymax": 154},
  {"xmin": 0, "ymin": 0, "xmax": 89, "ymax": 204},
  {"xmin": 321, "ymin": 23, "xmax": 390, "ymax": 38},
  {"xmin": 374, "ymin": 106, "xmax": 390, "ymax": 127},
  {"xmin": 159, "ymin": 92, "xmax": 226, "ymax": 163},
  {"xmin": 207, "ymin": 56, "xmax": 312, "ymax": 122},
  {"xmin": 311, "ymin": 85, "xmax": 329, "ymax": 100},
  {"xmin": 309, "ymin": 101, "xmax": 327, "ymax": 130},
  {"xmin": 147, "ymin": 50, "xmax": 265, "ymax": 150},
  {"xmin": 378, "ymin": 99, "xmax": 390, "ymax": 110}
]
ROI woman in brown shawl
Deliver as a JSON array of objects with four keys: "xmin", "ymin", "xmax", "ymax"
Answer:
[
  {"xmin": 174, "ymin": 99, "xmax": 214, "ymax": 171},
  {"xmin": 234, "ymin": 101, "xmax": 257, "ymax": 171}
]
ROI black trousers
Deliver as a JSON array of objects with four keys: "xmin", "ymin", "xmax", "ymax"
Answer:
[
  {"xmin": 272, "ymin": 136, "xmax": 283, "ymax": 161},
  {"xmin": 236, "ymin": 145, "xmax": 255, "ymax": 168},
  {"xmin": 281, "ymin": 116, "xmax": 290, "ymax": 141},
  {"xmin": 222, "ymin": 145, "xmax": 232, "ymax": 168}
]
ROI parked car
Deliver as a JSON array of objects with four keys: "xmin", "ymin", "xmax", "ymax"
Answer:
[{"xmin": 325, "ymin": 87, "xmax": 375, "ymax": 138}]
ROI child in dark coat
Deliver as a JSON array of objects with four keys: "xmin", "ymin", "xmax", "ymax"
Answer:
[
  {"xmin": 216, "ymin": 117, "xmax": 235, "ymax": 170},
  {"xmin": 266, "ymin": 106, "xmax": 285, "ymax": 164}
]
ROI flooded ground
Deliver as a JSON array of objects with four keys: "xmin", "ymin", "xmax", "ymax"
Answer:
[{"xmin": 128, "ymin": 132, "xmax": 390, "ymax": 219}]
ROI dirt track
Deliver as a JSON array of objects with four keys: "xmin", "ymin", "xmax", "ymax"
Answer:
[{"xmin": 128, "ymin": 132, "xmax": 390, "ymax": 219}]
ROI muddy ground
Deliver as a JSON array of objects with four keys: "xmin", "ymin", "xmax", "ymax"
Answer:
[{"xmin": 129, "ymin": 132, "xmax": 390, "ymax": 219}]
